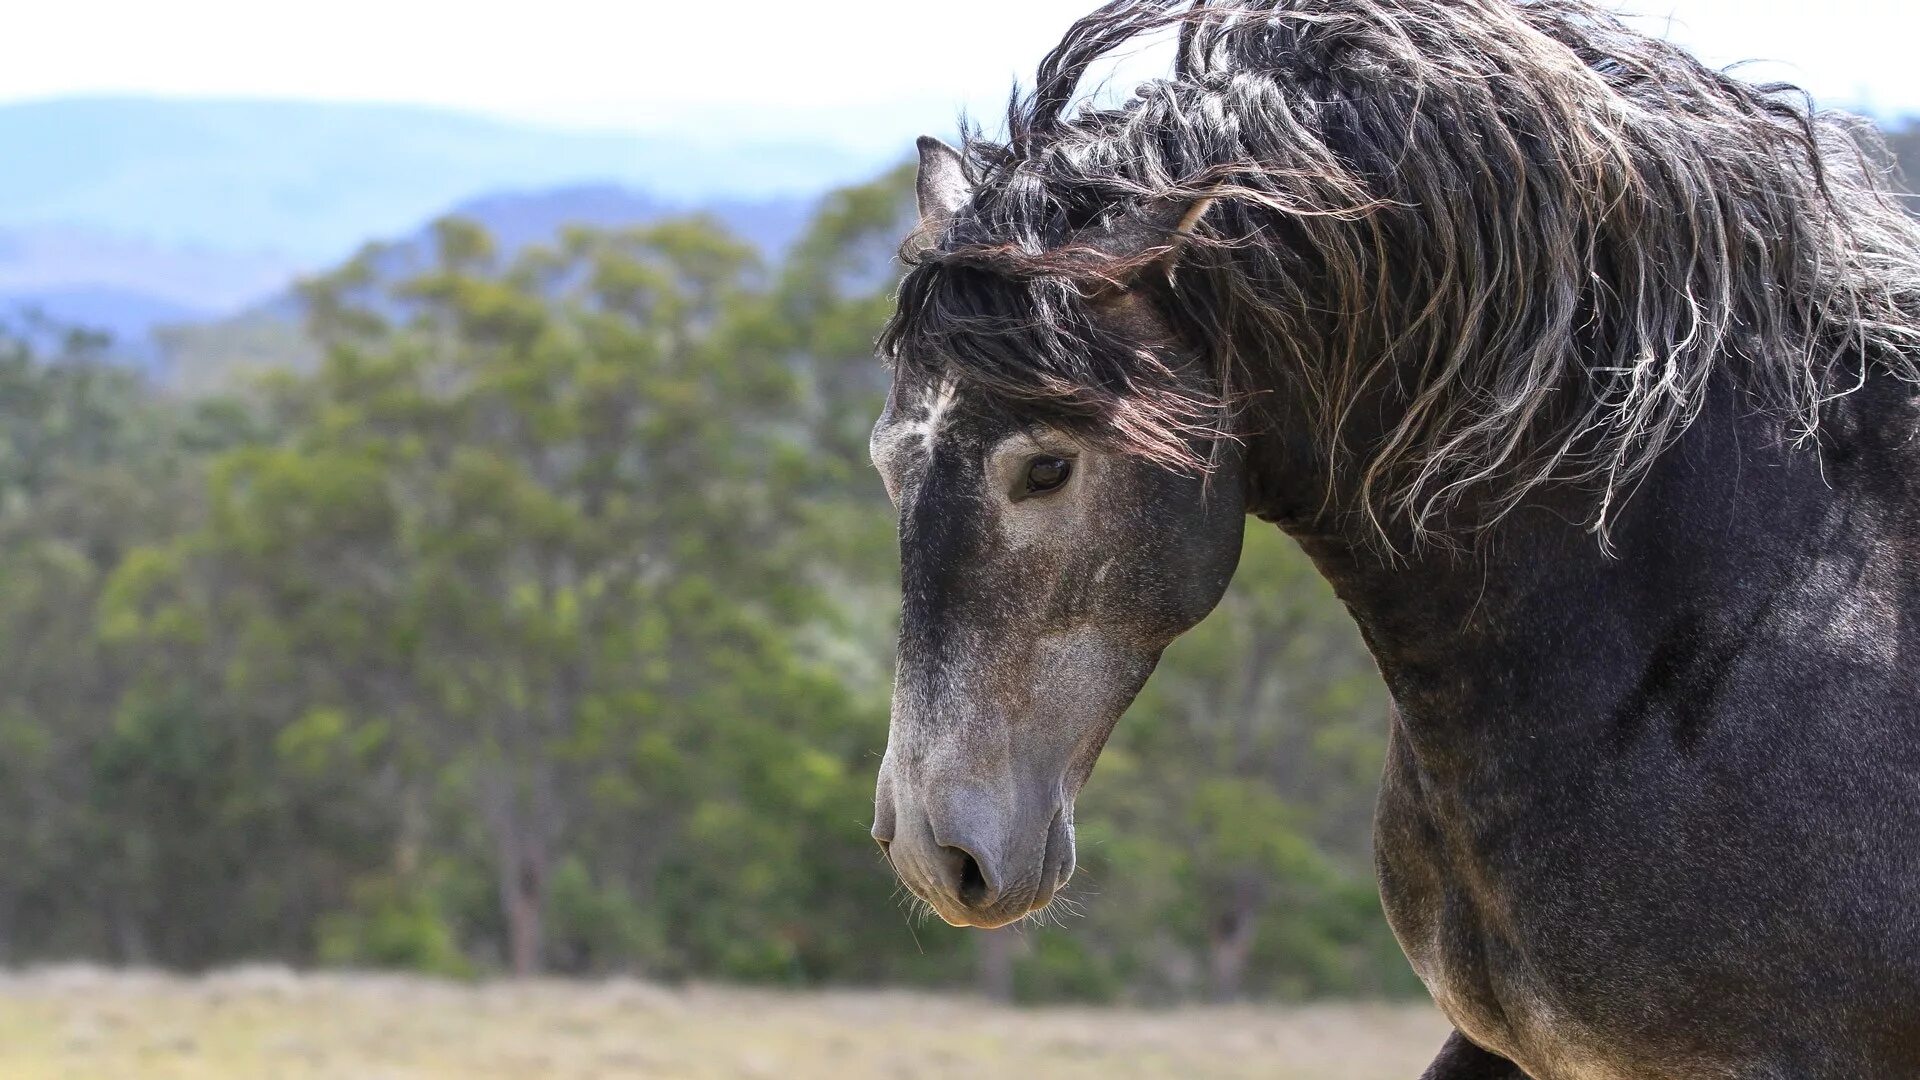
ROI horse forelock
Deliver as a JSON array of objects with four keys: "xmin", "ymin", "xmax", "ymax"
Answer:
[{"xmin": 879, "ymin": 0, "xmax": 1920, "ymax": 546}]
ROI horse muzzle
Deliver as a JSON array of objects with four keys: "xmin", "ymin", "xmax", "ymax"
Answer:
[{"xmin": 872, "ymin": 769, "xmax": 1075, "ymax": 928}]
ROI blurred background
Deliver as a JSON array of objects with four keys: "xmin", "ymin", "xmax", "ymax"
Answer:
[{"xmin": 0, "ymin": 1, "xmax": 1912, "ymax": 1076}]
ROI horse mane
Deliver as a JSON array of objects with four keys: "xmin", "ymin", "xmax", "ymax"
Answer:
[{"xmin": 880, "ymin": 0, "xmax": 1920, "ymax": 542}]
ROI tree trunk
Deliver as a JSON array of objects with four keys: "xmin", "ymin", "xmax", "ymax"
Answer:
[
  {"xmin": 974, "ymin": 926, "xmax": 1021, "ymax": 1002},
  {"xmin": 498, "ymin": 825, "xmax": 548, "ymax": 977},
  {"xmin": 1207, "ymin": 891, "xmax": 1261, "ymax": 1001},
  {"xmin": 108, "ymin": 893, "xmax": 149, "ymax": 966},
  {"xmin": 485, "ymin": 767, "xmax": 552, "ymax": 978}
]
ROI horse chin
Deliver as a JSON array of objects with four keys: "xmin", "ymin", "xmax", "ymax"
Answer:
[
  {"xmin": 931, "ymin": 889, "xmax": 1056, "ymax": 930},
  {"xmin": 938, "ymin": 907, "xmax": 1026, "ymax": 931}
]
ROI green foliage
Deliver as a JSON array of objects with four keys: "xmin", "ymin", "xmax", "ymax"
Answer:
[
  {"xmin": 0, "ymin": 165, "xmax": 1415, "ymax": 1001},
  {"xmin": 317, "ymin": 869, "xmax": 473, "ymax": 978}
]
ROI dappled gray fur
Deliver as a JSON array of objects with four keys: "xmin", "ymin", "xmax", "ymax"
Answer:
[{"xmin": 882, "ymin": 0, "xmax": 1920, "ymax": 542}]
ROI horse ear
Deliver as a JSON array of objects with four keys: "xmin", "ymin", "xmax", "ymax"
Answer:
[
  {"xmin": 915, "ymin": 136, "xmax": 972, "ymax": 234},
  {"xmin": 1076, "ymin": 195, "xmax": 1218, "ymax": 289},
  {"xmin": 1155, "ymin": 196, "xmax": 1217, "ymax": 274}
]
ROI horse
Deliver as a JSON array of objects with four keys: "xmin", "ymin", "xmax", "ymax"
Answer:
[{"xmin": 866, "ymin": 0, "xmax": 1920, "ymax": 1076}]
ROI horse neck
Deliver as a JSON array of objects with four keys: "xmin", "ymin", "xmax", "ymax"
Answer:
[{"xmin": 1263, "ymin": 371, "xmax": 1920, "ymax": 772}]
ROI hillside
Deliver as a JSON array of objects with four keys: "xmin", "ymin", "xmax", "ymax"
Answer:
[
  {"xmin": 154, "ymin": 184, "xmax": 819, "ymax": 392},
  {"xmin": 0, "ymin": 97, "xmax": 876, "ymax": 365},
  {"xmin": 0, "ymin": 227, "xmax": 304, "ymax": 365},
  {"xmin": 0, "ymin": 227, "xmax": 298, "ymax": 313},
  {"xmin": 0, "ymin": 98, "xmax": 880, "ymax": 260}
]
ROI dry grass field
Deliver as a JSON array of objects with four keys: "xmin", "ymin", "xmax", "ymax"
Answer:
[{"xmin": 0, "ymin": 967, "xmax": 1450, "ymax": 1079}]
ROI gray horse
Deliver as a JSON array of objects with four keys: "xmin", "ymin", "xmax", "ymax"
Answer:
[{"xmin": 867, "ymin": 0, "xmax": 1920, "ymax": 1076}]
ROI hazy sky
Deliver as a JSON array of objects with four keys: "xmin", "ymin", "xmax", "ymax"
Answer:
[{"xmin": 8, "ymin": 1, "xmax": 1917, "ymax": 149}]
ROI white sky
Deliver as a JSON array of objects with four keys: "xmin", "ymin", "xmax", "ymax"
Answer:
[{"xmin": 6, "ymin": 1, "xmax": 1917, "ymax": 149}]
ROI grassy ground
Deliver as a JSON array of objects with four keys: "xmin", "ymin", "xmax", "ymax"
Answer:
[{"xmin": 0, "ymin": 967, "xmax": 1450, "ymax": 1079}]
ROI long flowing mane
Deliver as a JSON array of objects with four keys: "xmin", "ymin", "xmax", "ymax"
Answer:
[{"xmin": 881, "ymin": 0, "xmax": 1920, "ymax": 540}]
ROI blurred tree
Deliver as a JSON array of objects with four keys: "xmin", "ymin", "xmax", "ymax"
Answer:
[
  {"xmin": 0, "ymin": 164, "xmax": 1420, "ymax": 1001},
  {"xmin": 108, "ymin": 212, "xmax": 898, "ymax": 977}
]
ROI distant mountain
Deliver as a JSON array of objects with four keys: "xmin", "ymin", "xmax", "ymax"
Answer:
[
  {"xmin": 1, "ymin": 286, "xmax": 200, "ymax": 366},
  {"xmin": 156, "ymin": 183, "xmax": 823, "ymax": 394},
  {"xmin": 0, "ymin": 226, "xmax": 302, "ymax": 365},
  {"xmin": 0, "ymin": 226, "xmax": 299, "ymax": 311},
  {"xmin": 0, "ymin": 183, "xmax": 821, "ymax": 373},
  {"xmin": 0, "ymin": 97, "xmax": 884, "ymax": 262},
  {"xmin": 0, "ymin": 94, "xmax": 863, "ymax": 373},
  {"xmin": 438, "ymin": 185, "xmax": 817, "ymax": 261}
]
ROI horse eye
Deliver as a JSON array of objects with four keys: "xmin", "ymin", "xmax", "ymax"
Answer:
[{"xmin": 1024, "ymin": 456, "xmax": 1073, "ymax": 495}]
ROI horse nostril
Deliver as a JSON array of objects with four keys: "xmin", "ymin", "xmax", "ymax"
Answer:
[
  {"xmin": 874, "ymin": 836, "xmax": 892, "ymax": 859},
  {"xmin": 945, "ymin": 844, "xmax": 992, "ymax": 909}
]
